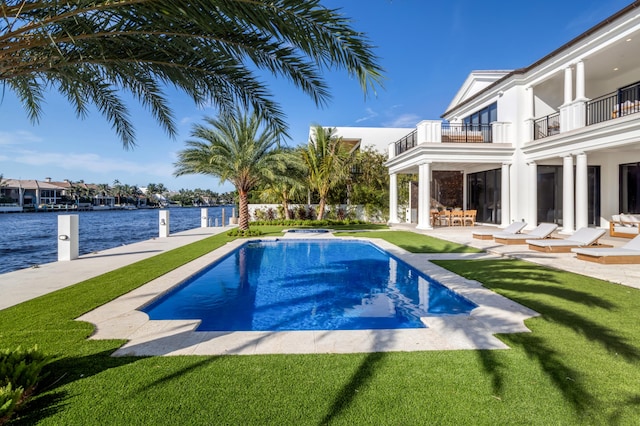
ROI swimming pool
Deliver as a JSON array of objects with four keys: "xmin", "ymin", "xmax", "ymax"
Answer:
[{"xmin": 141, "ymin": 239, "xmax": 477, "ymax": 331}]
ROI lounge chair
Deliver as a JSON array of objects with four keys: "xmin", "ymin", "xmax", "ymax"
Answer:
[
  {"xmin": 472, "ymin": 221, "xmax": 526, "ymax": 240},
  {"xmin": 572, "ymin": 234, "xmax": 640, "ymax": 264},
  {"xmin": 527, "ymin": 227, "xmax": 606, "ymax": 253},
  {"xmin": 494, "ymin": 223, "xmax": 558, "ymax": 245}
]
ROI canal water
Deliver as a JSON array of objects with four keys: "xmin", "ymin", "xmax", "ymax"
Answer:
[{"xmin": 0, "ymin": 206, "xmax": 234, "ymax": 275}]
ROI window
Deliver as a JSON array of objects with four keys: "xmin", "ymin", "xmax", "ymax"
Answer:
[
  {"xmin": 463, "ymin": 102, "xmax": 497, "ymax": 126},
  {"xmin": 620, "ymin": 162, "xmax": 640, "ymax": 214}
]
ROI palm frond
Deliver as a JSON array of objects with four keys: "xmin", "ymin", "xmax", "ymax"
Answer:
[{"xmin": 0, "ymin": 0, "xmax": 383, "ymax": 148}]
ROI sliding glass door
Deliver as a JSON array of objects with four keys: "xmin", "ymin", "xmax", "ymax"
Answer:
[{"xmin": 467, "ymin": 169, "xmax": 501, "ymax": 224}]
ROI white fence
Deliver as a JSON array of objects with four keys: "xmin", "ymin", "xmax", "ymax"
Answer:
[{"xmin": 248, "ymin": 204, "xmax": 387, "ymax": 223}]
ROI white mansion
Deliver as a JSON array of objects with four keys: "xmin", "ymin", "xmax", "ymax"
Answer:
[{"xmin": 331, "ymin": 2, "xmax": 640, "ymax": 232}]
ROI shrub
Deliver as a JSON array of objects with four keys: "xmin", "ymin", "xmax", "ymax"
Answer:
[
  {"xmin": 0, "ymin": 383, "xmax": 22, "ymax": 424},
  {"xmin": 253, "ymin": 209, "xmax": 265, "ymax": 221},
  {"xmin": 226, "ymin": 228, "xmax": 263, "ymax": 237},
  {"xmin": 295, "ymin": 205, "xmax": 307, "ymax": 220},
  {"xmin": 0, "ymin": 346, "xmax": 54, "ymax": 424},
  {"xmin": 0, "ymin": 346, "xmax": 53, "ymax": 396},
  {"xmin": 265, "ymin": 208, "xmax": 276, "ymax": 221}
]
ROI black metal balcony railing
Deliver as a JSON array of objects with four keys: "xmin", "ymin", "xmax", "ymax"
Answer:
[
  {"xmin": 394, "ymin": 124, "xmax": 493, "ymax": 156},
  {"xmin": 533, "ymin": 112, "xmax": 560, "ymax": 140},
  {"xmin": 587, "ymin": 81, "xmax": 640, "ymax": 125},
  {"xmin": 533, "ymin": 80, "xmax": 640, "ymax": 141},
  {"xmin": 394, "ymin": 130, "xmax": 417, "ymax": 156},
  {"xmin": 441, "ymin": 123, "xmax": 492, "ymax": 143}
]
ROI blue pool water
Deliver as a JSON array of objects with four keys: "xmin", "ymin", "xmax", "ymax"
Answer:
[{"xmin": 142, "ymin": 240, "xmax": 477, "ymax": 331}]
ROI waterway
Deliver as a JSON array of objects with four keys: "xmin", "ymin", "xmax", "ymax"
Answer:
[{"xmin": 0, "ymin": 206, "xmax": 234, "ymax": 275}]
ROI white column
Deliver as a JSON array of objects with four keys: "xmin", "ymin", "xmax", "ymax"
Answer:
[
  {"xmin": 572, "ymin": 61, "xmax": 588, "ymax": 129},
  {"xmin": 563, "ymin": 66, "xmax": 573, "ymax": 105},
  {"xmin": 389, "ymin": 173, "xmax": 399, "ymax": 223},
  {"xmin": 525, "ymin": 87, "xmax": 535, "ymax": 142},
  {"xmin": 560, "ymin": 67, "xmax": 574, "ymax": 132},
  {"xmin": 58, "ymin": 214, "xmax": 79, "ymax": 261},
  {"xmin": 575, "ymin": 153, "xmax": 589, "ymax": 230},
  {"xmin": 575, "ymin": 61, "xmax": 585, "ymax": 100},
  {"xmin": 528, "ymin": 162, "xmax": 538, "ymax": 227},
  {"xmin": 159, "ymin": 209, "xmax": 170, "ymax": 238},
  {"xmin": 501, "ymin": 163, "xmax": 511, "ymax": 227},
  {"xmin": 562, "ymin": 155, "xmax": 575, "ymax": 233},
  {"xmin": 416, "ymin": 162, "xmax": 433, "ymax": 230}
]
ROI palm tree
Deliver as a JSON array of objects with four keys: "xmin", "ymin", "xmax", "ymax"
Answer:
[
  {"xmin": 301, "ymin": 125, "xmax": 350, "ymax": 220},
  {"xmin": 174, "ymin": 109, "xmax": 289, "ymax": 230},
  {"xmin": 112, "ymin": 180, "xmax": 123, "ymax": 205},
  {"xmin": 2, "ymin": 1, "xmax": 383, "ymax": 148},
  {"xmin": 259, "ymin": 149, "xmax": 308, "ymax": 219}
]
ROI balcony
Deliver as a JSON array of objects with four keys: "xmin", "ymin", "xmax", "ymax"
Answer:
[
  {"xmin": 534, "ymin": 80, "xmax": 640, "ymax": 141},
  {"xmin": 588, "ymin": 81, "xmax": 640, "ymax": 125},
  {"xmin": 533, "ymin": 112, "xmax": 560, "ymax": 140},
  {"xmin": 394, "ymin": 123, "xmax": 493, "ymax": 156}
]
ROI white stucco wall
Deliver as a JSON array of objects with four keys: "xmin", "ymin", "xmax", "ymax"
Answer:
[{"xmin": 328, "ymin": 127, "xmax": 414, "ymax": 154}]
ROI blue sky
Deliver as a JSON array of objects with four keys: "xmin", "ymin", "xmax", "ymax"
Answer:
[{"xmin": 0, "ymin": 0, "xmax": 633, "ymax": 192}]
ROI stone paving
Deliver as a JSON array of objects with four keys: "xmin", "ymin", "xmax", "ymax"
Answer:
[
  {"xmin": 3, "ymin": 223, "xmax": 636, "ymax": 356},
  {"xmin": 395, "ymin": 223, "xmax": 640, "ymax": 290}
]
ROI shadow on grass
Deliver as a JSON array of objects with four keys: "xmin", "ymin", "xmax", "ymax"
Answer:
[
  {"xmin": 319, "ymin": 330, "xmax": 397, "ymax": 425},
  {"xmin": 507, "ymin": 333, "xmax": 595, "ymax": 412},
  {"xmin": 319, "ymin": 351, "xmax": 386, "ymax": 425},
  {"xmin": 476, "ymin": 349, "xmax": 506, "ymax": 397},
  {"xmin": 9, "ymin": 349, "xmax": 143, "ymax": 425},
  {"xmin": 433, "ymin": 258, "xmax": 640, "ymax": 417}
]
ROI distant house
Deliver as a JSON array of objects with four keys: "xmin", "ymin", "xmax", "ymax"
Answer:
[{"xmin": 1, "ymin": 178, "xmax": 67, "ymax": 210}]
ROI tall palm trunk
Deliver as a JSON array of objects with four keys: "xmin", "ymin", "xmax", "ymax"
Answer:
[
  {"xmin": 317, "ymin": 198, "xmax": 327, "ymax": 220},
  {"xmin": 238, "ymin": 191, "xmax": 250, "ymax": 230},
  {"xmin": 282, "ymin": 196, "xmax": 291, "ymax": 220}
]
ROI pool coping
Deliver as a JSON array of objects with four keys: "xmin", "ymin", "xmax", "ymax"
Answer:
[{"xmin": 76, "ymin": 235, "xmax": 539, "ymax": 356}]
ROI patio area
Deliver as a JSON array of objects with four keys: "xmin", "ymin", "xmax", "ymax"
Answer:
[{"xmin": 391, "ymin": 223, "xmax": 640, "ymax": 290}]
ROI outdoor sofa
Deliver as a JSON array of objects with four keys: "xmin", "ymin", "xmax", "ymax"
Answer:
[{"xmin": 609, "ymin": 214, "xmax": 640, "ymax": 238}]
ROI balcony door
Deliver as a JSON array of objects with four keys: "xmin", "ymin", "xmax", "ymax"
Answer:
[
  {"xmin": 467, "ymin": 169, "xmax": 501, "ymax": 224},
  {"xmin": 537, "ymin": 165, "xmax": 600, "ymax": 226}
]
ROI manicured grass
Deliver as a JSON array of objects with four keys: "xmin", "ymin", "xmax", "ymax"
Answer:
[
  {"xmin": 2, "ymin": 231, "xmax": 640, "ymax": 424},
  {"xmin": 338, "ymin": 230, "xmax": 482, "ymax": 253}
]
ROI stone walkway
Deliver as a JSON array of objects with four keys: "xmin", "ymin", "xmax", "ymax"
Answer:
[{"xmin": 393, "ymin": 223, "xmax": 640, "ymax": 290}]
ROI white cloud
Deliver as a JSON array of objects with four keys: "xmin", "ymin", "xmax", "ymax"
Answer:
[
  {"xmin": 11, "ymin": 150, "xmax": 173, "ymax": 177},
  {"xmin": 179, "ymin": 116, "xmax": 196, "ymax": 125},
  {"xmin": 0, "ymin": 130, "xmax": 43, "ymax": 146},
  {"xmin": 355, "ymin": 108, "xmax": 379, "ymax": 123},
  {"xmin": 384, "ymin": 113, "xmax": 421, "ymax": 128}
]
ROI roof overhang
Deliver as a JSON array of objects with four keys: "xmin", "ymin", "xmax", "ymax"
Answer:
[{"xmin": 385, "ymin": 143, "xmax": 515, "ymax": 174}]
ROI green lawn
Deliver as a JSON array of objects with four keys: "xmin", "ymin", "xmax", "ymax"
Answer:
[
  {"xmin": 338, "ymin": 230, "xmax": 482, "ymax": 253},
  {"xmin": 3, "ymin": 229, "xmax": 640, "ymax": 424}
]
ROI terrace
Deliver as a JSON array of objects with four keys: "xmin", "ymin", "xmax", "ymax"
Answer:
[
  {"xmin": 394, "ymin": 123, "xmax": 494, "ymax": 156},
  {"xmin": 534, "ymin": 80, "xmax": 640, "ymax": 140}
]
